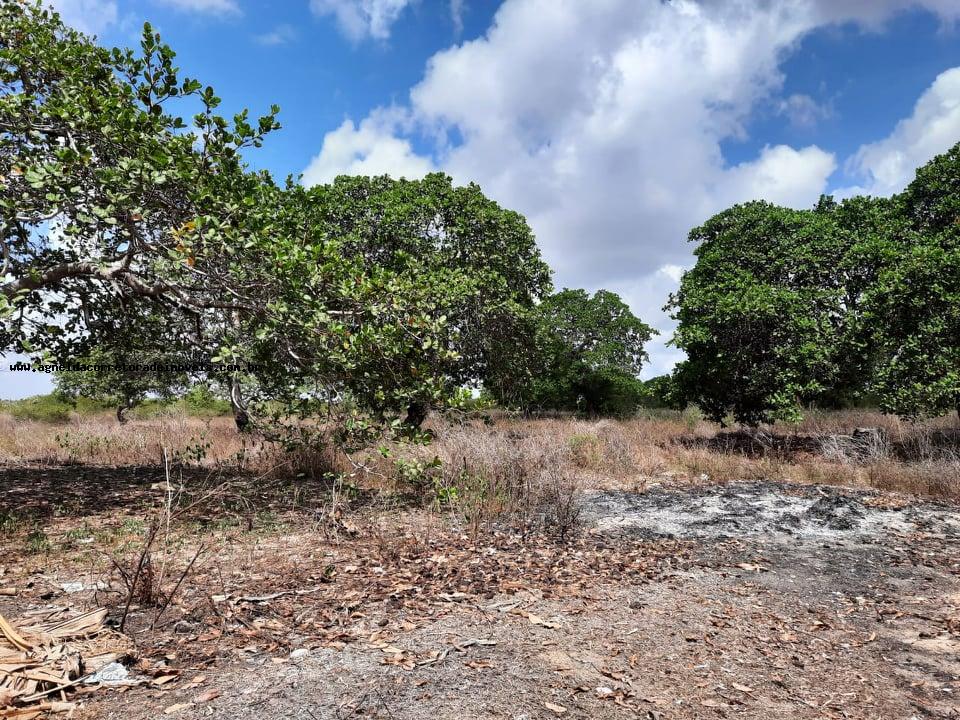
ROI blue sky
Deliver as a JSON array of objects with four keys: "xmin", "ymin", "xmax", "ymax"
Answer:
[{"xmin": 4, "ymin": 0, "xmax": 960, "ymax": 398}]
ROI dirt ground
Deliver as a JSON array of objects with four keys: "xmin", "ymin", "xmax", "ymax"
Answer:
[{"xmin": 3, "ymin": 468, "xmax": 959, "ymax": 719}]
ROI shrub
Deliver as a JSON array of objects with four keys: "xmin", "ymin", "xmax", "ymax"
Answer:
[{"xmin": 0, "ymin": 395, "xmax": 73, "ymax": 422}]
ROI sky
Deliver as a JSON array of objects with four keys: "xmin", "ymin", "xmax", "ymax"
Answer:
[{"xmin": 3, "ymin": 0, "xmax": 960, "ymax": 399}]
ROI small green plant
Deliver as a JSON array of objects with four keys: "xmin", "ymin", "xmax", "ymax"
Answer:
[
  {"xmin": 0, "ymin": 510, "xmax": 21, "ymax": 535},
  {"xmin": 121, "ymin": 518, "xmax": 146, "ymax": 535},
  {"xmin": 63, "ymin": 524, "xmax": 93, "ymax": 544},
  {"xmin": 394, "ymin": 456, "xmax": 442, "ymax": 491},
  {"xmin": 435, "ymin": 483, "xmax": 459, "ymax": 505},
  {"xmin": 25, "ymin": 526, "xmax": 51, "ymax": 554},
  {"xmin": 55, "ymin": 431, "xmax": 119, "ymax": 463},
  {"xmin": 174, "ymin": 434, "xmax": 212, "ymax": 465}
]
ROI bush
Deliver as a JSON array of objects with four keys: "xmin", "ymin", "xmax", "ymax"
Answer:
[
  {"xmin": 0, "ymin": 394, "xmax": 74, "ymax": 422},
  {"xmin": 180, "ymin": 385, "xmax": 233, "ymax": 416}
]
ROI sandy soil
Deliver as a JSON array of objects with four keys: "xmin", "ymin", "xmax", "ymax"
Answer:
[{"xmin": 51, "ymin": 480, "xmax": 958, "ymax": 720}]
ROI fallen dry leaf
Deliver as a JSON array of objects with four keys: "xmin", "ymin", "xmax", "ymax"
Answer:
[
  {"xmin": 544, "ymin": 701, "xmax": 567, "ymax": 714},
  {"xmin": 465, "ymin": 660, "xmax": 492, "ymax": 669},
  {"xmin": 163, "ymin": 703, "xmax": 194, "ymax": 715},
  {"xmin": 526, "ymin": 613, "xmax": 560, "ymax": 629},
  {"xmin": 194, "ymin": 689, "xmax": 221, "ymax": 704}
]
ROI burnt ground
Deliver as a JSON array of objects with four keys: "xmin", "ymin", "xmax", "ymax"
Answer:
[{"xmin": 3, "ymin": 475, "xmax": 959, "ymax": 720}]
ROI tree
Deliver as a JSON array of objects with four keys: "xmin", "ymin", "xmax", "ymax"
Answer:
[
  {"xmin": 489, "ymin": 289, "xmax": 655, "ymax": 416},
  {"xmin": 668, "ymin": 142, "xmax": 960, "ymax": 425},
  {"xmin": 0, "ymin": 2, "xmax": 281, "ymax": 369},
  {"xmin": 0, "ymin": 4, "xmax": 496, "ymax": 449},
  {"xmin": 637, "ymin": 375, "xmax": 677, "ymax": 409},
  {"xmin": 667, "ymin": 198, "xmax": 882, "ymax": 425},
  {"xmin": 301, "ymin": 174, "xmax": 553, "ymax": 426},
  {"xmin": 54, "ymin": 344, "xmax": 190, "ymax": 423},
  {"xmin": 863, "ymin": 144, "xmax": 960, "ymax": 419}
]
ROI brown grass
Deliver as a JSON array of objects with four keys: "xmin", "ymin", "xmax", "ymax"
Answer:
[{"xmin": 1, "ymin": 408, "xmax": 958, "ymax": 509}]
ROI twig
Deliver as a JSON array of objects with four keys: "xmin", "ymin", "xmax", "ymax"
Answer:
[
  {"xmin": 416, "ymin": 638, "xmax": 497, "ymax": 667},
  {"xmin": 151, "ymin": 544, "xmax": 205, "ymax": 629},
  {"xmin": 236, "ymin": 585, "xmax": 326, "ymax": 603},
  {"xmin": 119, "ymin": 521, "xmax": 160, "ymax": 632}
]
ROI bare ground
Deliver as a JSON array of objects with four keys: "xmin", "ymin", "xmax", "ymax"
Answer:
[{"xmin": 2, "ymin": 473, "xmax": 953, "ymax": 720}]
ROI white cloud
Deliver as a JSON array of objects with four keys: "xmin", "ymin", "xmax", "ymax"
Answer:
[
  {"xmin": 156, "ymin": 0, "xmax": 240, "ymax": 15},
  {"xmin": 254, "ymin": 24, "xmax": 297, "ymax": 46},
  {"xmin": 841, "ymin": 67, "xmax": 960, "ymax": 197},
  {"xmin": 302, "ymin": 112, "xmax": 435, "ymax": 185},
  {"xmin": 721, "ymin": 144, "xmax": 837, "ymax": 209},
  {"xmin": 449, "ymin": 0, "xmax": 465, "ymax": 35},
  {"xmin": 310, "ymin": 0, "xmax": 414, "ymax": 41},
  {"xmin": 303, "ymin": 0, "xmax": 960, "ymax": 375},
  {"xmin": 47, "ymin": 0, "xmax": 118, "ymax": 35},
  {"xmin": 778, "ymin": 93, "xmax": 833, "ymax": 128},
  {"xmin": 658, "ymin": 265, "xmax": 686, "ymax": 284}
]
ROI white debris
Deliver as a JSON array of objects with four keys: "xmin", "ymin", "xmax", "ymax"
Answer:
[{"xmin": 84, "ymin": 661, "xmax": 136, "ymax": 686}]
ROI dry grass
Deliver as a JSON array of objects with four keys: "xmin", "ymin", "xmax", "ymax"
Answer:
[
  {"xmin": 0, "ymin": 411, "xmax": 247, "ymax": 466},
  {"xmin": 1, "ymin": 408, "xmax": 958, "ymax": 509}
]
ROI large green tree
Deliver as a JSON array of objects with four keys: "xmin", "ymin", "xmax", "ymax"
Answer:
[
  {"xmin": 301, "ymin": 174, "xmax": 553, "ymax": 426},
  {"xmin": 2, "ymin": 4, "xmax": 557, "ymax": 448},
  {"xmin": 0, "ymin": 2, "xmax": 280, "ymax": 363},
  {"xmin": 0, "ymin": 5, "xmax": 490, "ymax": 448},
  {"xmin": 667, "ymin": 197, "xmax": 889, "ymax": 425},
  {"xmin": 669, "ymin": 143, "xmax": 960, "ymax": 425},
  {"xmin": 489, "ymin": 289, "xmax": 655, "ymax": 416},
  {"xmin": 863, "ymin": 144, "xmax": 960, "ymax": 419}
]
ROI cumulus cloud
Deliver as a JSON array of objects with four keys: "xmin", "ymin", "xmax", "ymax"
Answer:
[
  {"xmin": 721, "ymin": 145, "xmax": 837, "ymax": 209},
  {"xmin": 47, "ymin": 0, "xmax": 118, "ymax": 35},
  {"xmin": 156, "ymin": 0, "xmax": 240, "ymax": 14},
  {"xmin": 301, "ymin": 112, "xmax": 435, "ymax": 185},
  {"xmin": 840, "ymin": 67, "xmax": 960, "ymax": 197},
  {"xmin": 303, "ymin": 0, "xmax": 960, "ymax": 375},
  {"xmin": 310, "ymin": 0, "xmax": 414, "ymax": 41}
]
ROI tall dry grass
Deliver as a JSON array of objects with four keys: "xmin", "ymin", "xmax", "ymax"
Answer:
[
  {"xmin": 2, "ymin": 408, "xmax": 958, "ymax": 502},
  {"xmin": 0, "ymin": 411, "xmax": 247, "ymax": 466}
]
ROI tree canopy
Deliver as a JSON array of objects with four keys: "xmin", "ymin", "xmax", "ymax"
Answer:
[
  {"xmin": 488, "ymin": 289, "xmax": 656, "ymax": 416},
  {"xmin": 1, "ymin": 4, "xmax": 567, "ymax": 447},
  {"xmin": 864, "ymin": 144, "xmax": 960, "ymax": 419},
  {"xmin": 669, "ymin": 143, "xmax": 960, "ymax": 425}
]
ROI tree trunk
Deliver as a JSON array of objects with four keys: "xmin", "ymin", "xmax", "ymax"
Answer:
[
  {"xmin": 404, "ymin": 400, "xmax": 429, "ymax": 429},
  {"xmin": 116, "ymin": 398, "xmax": 135, "ymax": 424},
  {"xmin": 229, "ymin": 377, "xmax": 250, "ymax": 432},
  {"xmin": 233, "ymin": 406, "xmax": 250, "ymax": 432}
]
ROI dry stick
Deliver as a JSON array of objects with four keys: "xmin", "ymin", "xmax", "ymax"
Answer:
[
  {"xmin": 156, "ymin": 446, "xmax": 173, "ymax": 594},
  {"xmin": 20, "ymin": 677, "xmax": 84, "ymax": 704},
  {"xmin": 119, "ymin": 521, "xmax": 160, "ymax": 633},
  {"xmin": 150, "ymin": 543, "xmax": 205, "ymax": 629},
  {"xmin": 236, "ymin": 585, "xmax": 326, "ymax": 603}
]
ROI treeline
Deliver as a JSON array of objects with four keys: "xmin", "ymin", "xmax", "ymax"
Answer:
[
  {"xmin": 669, "ymin": 144, "xmax": 960, "ymax": 425},
  {"xmin": 3, "ymin": 3, "xmax": 958, "ymax": 442}
]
